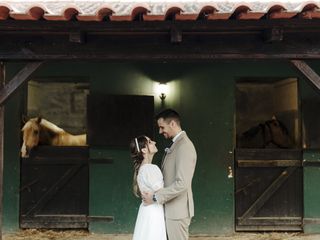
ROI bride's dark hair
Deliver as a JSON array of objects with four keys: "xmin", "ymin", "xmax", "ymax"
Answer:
[{"xmin": 129, "ymin": 135, "xmax": 147, "ymax": 197}]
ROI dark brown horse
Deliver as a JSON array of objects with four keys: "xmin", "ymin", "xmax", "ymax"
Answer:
[{"xmin": 237, "ymin": 117, "xmax": 293, "ymax": 148}]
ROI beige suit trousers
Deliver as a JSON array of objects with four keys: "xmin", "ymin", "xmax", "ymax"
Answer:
[{"xmin": 166, "ymin": 217, "xmax": 191, "ymax": 240}]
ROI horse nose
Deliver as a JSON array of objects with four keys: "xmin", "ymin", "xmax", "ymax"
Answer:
[
  {"xmin": 23, "ymin": 146, "xmax": 30, "ymax": 158},
  {"xmin": 26, "ymin": 146, "xmax": 30, "ymax": 153}
]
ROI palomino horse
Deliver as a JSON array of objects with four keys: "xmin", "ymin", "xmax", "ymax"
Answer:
[
  {"xmin": 237, "ymin": 117, "xmax": 293, "ymax": 148},
  {"xmin": 21, "ymin": 117, "xmax": 86, "ymax": 158}
]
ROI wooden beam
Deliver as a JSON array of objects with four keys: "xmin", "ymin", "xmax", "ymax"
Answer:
[
  {"xmin": 0, "ymin": 28, "xmax": 318, "ymax": 60},
  {"xmin": 0, "ymin": 29, "xmax": 319, "ymax": 60},
  {"xmin": 170, "ymin": 27, "xmax": 182, "ymax": 43},
  {"xmin": 0, "ymin": 19, "xmax": 319, "ymax": 33},
  {"xmin": 0, "ymin": 62, "xmax": 43, "ymax": 106},
  {"xmin": 69, "ymin": 32, "xmax": 86, "ymax": 44},
  {"xmin": 291, "ymin": 60, "xmax": 320, "ymax": 91},
  {"xmin": 2, "ymin": 49, "xmax": 320, "ymax": 61},
  {"xmin": 263, "ymin": 27, "xmax": 283, "ymax": 43},
  {"xmin": 0, "ymin": 62, "xmax": 5, "ymax": 240},
  {"xmin": 237, "ymin": 160, "xmax": 301, "ymax": 167},
  {"xmin": 236, "ymin": 148, "xmax": 301, "ymax": 160}
]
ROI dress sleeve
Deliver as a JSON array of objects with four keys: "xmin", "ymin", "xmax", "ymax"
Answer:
[{"xmin": 142, "ymin": 165, "xmax": 163, "ymax": 192}]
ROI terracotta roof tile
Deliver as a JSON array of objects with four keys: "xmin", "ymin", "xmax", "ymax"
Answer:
[
  {"xmin": 76, "ymin": 7, "xmax": 113, "ymax": 21},
  {"xmin": 0, "ymin": 5, "xmax": 10, "ymax": 20},
  {"xmin": 0, "ymin": 1, "xmax": 319, "ymax": 21}
]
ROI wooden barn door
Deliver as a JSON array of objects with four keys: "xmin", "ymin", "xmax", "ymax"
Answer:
[
  {"xmin": 235, "ymin": 149, "xmax": 302, "ymax": 231},
  {"xmin": 235, "ymin": 78, "xmax": 302, "ymax": 231},
  {"xmin": 20, "ymin": 146, "xmax": 89, "ymax": 228}
]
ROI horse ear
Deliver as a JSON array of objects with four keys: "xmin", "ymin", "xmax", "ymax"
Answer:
[
  {"xmin": 36, "ymin": 117, "xmax": 42, "ymax": 124},
  {"xmin": 272, "ymin": 115, "xmax": 277, "ymax": 120},
  {"xmin": 22, "ymin": 115, "xmax": 28, "ymax": 124}
]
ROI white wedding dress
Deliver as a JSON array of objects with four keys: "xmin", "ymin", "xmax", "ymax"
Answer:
[{"xmin": 132, "ymin": 164, "xmax": 167, "ymax": 240}]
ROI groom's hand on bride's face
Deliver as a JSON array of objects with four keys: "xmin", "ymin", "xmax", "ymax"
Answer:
[{"xmin": 141, "ymin": 191, "xmax": 153, "ymax": 205}]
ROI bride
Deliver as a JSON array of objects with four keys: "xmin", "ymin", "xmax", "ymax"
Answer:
[{"xmin": 129, "ymin": 135, "xmax": 166, "ymax": 240}]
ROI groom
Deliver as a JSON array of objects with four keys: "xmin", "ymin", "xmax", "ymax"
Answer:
[{"xmin": 143, "ymin": 109, "xmax": 197, "ymax": 240}]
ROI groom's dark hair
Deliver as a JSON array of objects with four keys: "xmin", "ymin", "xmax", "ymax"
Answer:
[{"xmin": 156, "ymin": 109, "xmax": 181, "ymax": 126}]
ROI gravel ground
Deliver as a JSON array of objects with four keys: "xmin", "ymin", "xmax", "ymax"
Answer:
[{"xmin": 3, "ymin": 230, "xmax": 320, "ymax": 240}]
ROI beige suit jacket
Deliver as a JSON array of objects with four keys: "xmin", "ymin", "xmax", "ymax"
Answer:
[{"xmin": 156, "ymin": 131, "xmax": 197, "ymax": 220}]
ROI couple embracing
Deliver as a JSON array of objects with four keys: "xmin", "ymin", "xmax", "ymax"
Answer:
[{"xmin": 130, "ymin": 109, "xmax": 197, "ymax": 240}]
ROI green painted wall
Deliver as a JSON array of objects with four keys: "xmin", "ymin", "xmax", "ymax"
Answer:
[
  {"xmin": 299, "ymin": 61, "xmax": 320, "ymax": 234},
  {"xmin": 303, "ymin": 150, "xmax": 320, "ymax": 233},
  {"xmin": 2, "ymin": 61, "xmax": 320, "ymax": 234},
  {"xmin": 89, "ymin": 148, "xmax": 136, "ymax": 233}
]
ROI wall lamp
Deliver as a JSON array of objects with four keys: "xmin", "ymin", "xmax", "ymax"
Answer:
[{"xmin": 157, "ymin": 83, "xmax": 169, "ymax": 101}]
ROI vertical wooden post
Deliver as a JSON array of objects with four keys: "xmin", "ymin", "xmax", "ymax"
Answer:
[
  {"xmin": 0, "ymin": 62, "xmax": 5, "ymax": 240},
  {"xmin": 0, "ymin": 61, "xmax": 41, "ymax": 237}
]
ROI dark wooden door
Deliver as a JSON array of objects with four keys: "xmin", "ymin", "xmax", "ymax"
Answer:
[
  {"xmin": 235, "ymin": 149, "xmax": 303, "ymax": 231},
  {"xmin": 20, "ymin": 146, "xmax": 89, "ymax": 229}
]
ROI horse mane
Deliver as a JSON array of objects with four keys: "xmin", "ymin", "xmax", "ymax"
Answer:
[
  {"xmin": 242, "ymin": 124, "xmax": 263, "ymax": 138},
  {"xmin": 22, "ymin": 121, "xmax": 33, "ymax": 132},
  {"xmin": 39, "ymin": 118, "xmax": 65, "ymax": 134}
]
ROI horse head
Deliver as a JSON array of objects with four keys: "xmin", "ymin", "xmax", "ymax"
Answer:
[
  {"xmin": 238, "ymin": 116, "xmax": 293, "ymax": 148},
  {"xmin": 21, "ymin": 117, "xmax": 87, "ymax": 157},
  {"xmin": 264, "ymin": 117, "xmax": 293, "ymax": 148},
  {"xmin": 21, "ymin": 117, "xmax": 42, "ymax": 158}
]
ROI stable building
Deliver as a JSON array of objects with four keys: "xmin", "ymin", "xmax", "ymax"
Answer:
[{"xmin": 0, "ymin": 0, "xmax": 320, "ymax": 238}]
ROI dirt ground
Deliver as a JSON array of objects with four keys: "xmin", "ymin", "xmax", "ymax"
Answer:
[{"xmin": 3, "ymin": 230, "xmax": 320, "ymax": 240}]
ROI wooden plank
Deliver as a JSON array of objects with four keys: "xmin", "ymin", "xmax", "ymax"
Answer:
[
  {"xmin": 291, "ymin": 60, "xmax": 320, "ymax": 91},
  {"xmin": 0, "ymin": 62, "xmax": 4, "ymax": 240},
  {"xmin": 236, "ymin": 225, "xmax": 302, "ymax": 231},
  {"xmin": 22, "ymin": 146, "xmax": 89, "ymax": 164},
  {"xmin": 238, "ymin": 217, "xmax": 302, "ymax": 226},
  {"xmin": 28, "ymin": 146, "xmax": 89, "ymax": 158},
  {"xmin": 0, "ymin": 62, "xmax": 43, "ymax": 105},
  {"xmin": 20, "ymin": 214, "xmax": 88, "ymax": 228},
  {"xmin": 21, "ymin": 215, "xmax": 114, "ymax": 225},
  {"xmin": 238, "ymin": 160, "xmax": 301, "ymax": 167},
  {"xmin": 236, "ymin": 148, "xmax": 302, "ymax": 160},
  {"xmin": 21, "ymin": 222, "xmax": 87, "ymax": 229},
  {"xmin": 20, "ymin": 215, "xmax": 114, "ymax": 228},
  {"xmin": 22, "ymin": 158, "xmax": 88, "ymax": 165},
  {"xmin": 238, "ymin": 167, "xmax": 297, "ymax": 222},
  {"xmin": 23, "ymin": 214, "xmax": 87, "ymax": 221}
]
